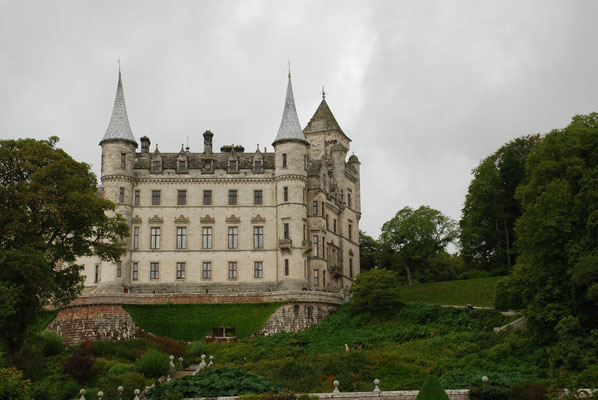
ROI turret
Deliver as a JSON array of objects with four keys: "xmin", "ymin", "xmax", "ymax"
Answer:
[{"xmin": 273, "ymin": 71, "xmax": 309, "ymax": 290}]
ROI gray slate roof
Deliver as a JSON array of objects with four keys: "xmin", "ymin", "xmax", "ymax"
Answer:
[
  {"xmin": 100, "ymin": 72, "xmax": 137, "ymax": 146},
  {"xmin": 272, "ymin": 74, "xmax": 307, "ymax": 145},
  {"xmin": 135, "ymin": 152, "xmax": 275, "ymax": 171}
]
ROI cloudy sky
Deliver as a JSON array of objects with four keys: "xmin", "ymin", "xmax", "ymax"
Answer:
[{"xmin": 1, "ymin": 0, "xmax": 597, "ymax": 239}]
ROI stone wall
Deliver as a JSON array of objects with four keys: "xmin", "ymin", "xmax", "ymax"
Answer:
[
  {"xmin": 261, "ymin": 301, "xmax": 338, "ymax": 334},
  {"xmin": 185, "ymin": 391, "xmax": 469, "ymax": 400},
  {"xmin": 47, "ymin": 304, "xmax": 136, "ymax": 345}
]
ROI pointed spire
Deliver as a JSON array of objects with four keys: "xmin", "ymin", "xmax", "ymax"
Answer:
[
  {"xmin": 100, "ymin": 69, "xmax": 137, "ymax": 146},
  {"xmin": 303, "ymin": 96, "xmax": 349, "ymax": 140},
  {"xmin": 273, "ymin": 72, "xmax": 307, "ymax": 146}
]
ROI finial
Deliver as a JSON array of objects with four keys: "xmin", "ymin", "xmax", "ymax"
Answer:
[
  {"xmin": 287, "ymin": 60, "xmax": 291, "ymax": 77},
  {"xmin": 322, "ymin": 86, "xmax": 326, "ymax": 99},
  {"xmin": 117, "ymin": 58, "xmax": 121, "ymax": 76}
]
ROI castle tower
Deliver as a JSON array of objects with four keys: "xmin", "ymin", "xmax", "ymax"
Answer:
[
  {"xmin": 273, "ymin": 72, "xmax": 309, "ymax": 290},
  {"xmin": 98, "ymin": 69, "xmax": 138, "ymax": 289}
]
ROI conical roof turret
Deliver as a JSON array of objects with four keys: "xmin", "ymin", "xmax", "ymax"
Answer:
[
  {"xmin": 304, "ymin": 95, "xmax": 350, "ymax": 141},
  {"xmin": 100, "ymin": 70, "xmax": 137, "ymax": 146},
  {"xmin": 272, "ymin": 72, "xmax": 307, "ymax": 146}
]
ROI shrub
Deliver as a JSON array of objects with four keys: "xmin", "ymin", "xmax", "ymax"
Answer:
[
  {"xmin": 509, "ymin": 382, "xmax": 550, "ymax": 400},
  {"xmin": 416, "ymin": 375, "xmax": 449, "ymax": 400},
  {"xmin": 349, "ymin": 269, "xmax": 403, "ymax": 314},
  {"xmin": 38, "ymin": 331, "xmax": 64, "ymax": 356},
  {"xmin": 186, "ymin": 341, "xmax": 208, "ymax": 359},
  {"xmin": 469, "ymin": 386, "xmax": 510, "ymax": 400},
  {"xmin": 107, "ymin": 363, "xmax": 135, "ymax": 376},
  {"xmin": 136, "ymin": 349, "xmax": 170, "ymax": 378},
  {"xmin": 153, "ymin": 335, "xmax": 185, "ymax": 356},
  {"xmin": 0, "ymin": 368, "xmax": 33, "ymax": 400},
  {"xmin": 63, "ymin": 343, "xmax": 97, "ymax": 384}
]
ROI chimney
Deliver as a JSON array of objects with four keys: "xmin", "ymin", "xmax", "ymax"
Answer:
[{"xmin": 203, "ymin": 130, "xmax": 214, "ymax": 154}]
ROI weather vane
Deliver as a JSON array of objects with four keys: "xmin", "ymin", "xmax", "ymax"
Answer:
[{"xmin": 322, "ymin": 86, "xmax": 326, "ymax": 99}]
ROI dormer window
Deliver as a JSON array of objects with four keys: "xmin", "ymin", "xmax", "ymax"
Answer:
[
  {"xmin": 179, "ymin": 160, "xmax": 186, "ymax": 170},
  {"xmin": 152, "ymin": 160, "xmax": 161, "ymax": 173},
  {"xmin": 254, "ymin": 160, "xmax": 263, "ymax": 173},
  {"xmin": 229, "ymin": 160, "xmax": 238, "ymax": 173},
  {"xmin": 177, "ymin": 159, "xmax": 188, "ymax": 174}
]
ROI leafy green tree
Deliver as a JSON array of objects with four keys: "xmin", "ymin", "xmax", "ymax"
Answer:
[
  {"xmin": 460, "ymin": 135, "xmax": 540, "ymax": 274},
  {"xmin": 359, "ymin": 230, "xmax": 380, "ymax": 271},
  {"xmin": 380, "ymin": 206, "xmax": 457, "ymax": 285},
  {"xmin": 349, "ymin": 268, "xmax": 403, "ymax": 314},
  {"xmin": 495, "ymin": 113, "xmax": 598, "ymax": 334},
  {"xmin": 416, "ymin": 375, "xmax": 449, "ymax": 400},
  {"xmin": 0, "ymin": 137, "xmax": 129, "ymax": 366}
]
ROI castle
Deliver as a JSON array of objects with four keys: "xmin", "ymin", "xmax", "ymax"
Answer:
[{"xmin": 82, "ymin": 70, "xmax": 361, "ymax": 294}]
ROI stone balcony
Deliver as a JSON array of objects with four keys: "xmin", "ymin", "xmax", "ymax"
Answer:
[{"xmin": 279, "ymin": 238, "xmax": 292, "ymax": 250}]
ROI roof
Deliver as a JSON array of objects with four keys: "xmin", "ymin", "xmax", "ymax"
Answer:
[
  {"xmin": 135, "ymin": 151, "xmax": 275, "ymax": 171},
  {"xmin": 303, "ymin": 98, "xmax": 350, "ymax": 141},
  {"xmin": 100, "ymin": 71, "xmax": 137, "ymax": 146},
  {"xmin": 348, "ymin": 154, "xmax": 360, "ymax": 163},
  {"xmin": 272, "ymin": 74, "xmax": 307, "ymax": 146}
]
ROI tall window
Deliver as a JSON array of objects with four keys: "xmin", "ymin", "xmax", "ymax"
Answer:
[
  {"xmin": 349, "ymin": 258, "xmax": 354, "ymax": 279},
  {"xmin": 229, "ymin": 190, "xmax": 237, "ymax": 205},
  {"xmin": 314, "ymin": 269, "xmax": 319, "ymax": 286},
  {"xmin": 119, "ymin": 187, "xmax": 125, "ymax": 202},
  {"xmin": 284, "ymin": 259, "xmax": 289, "ymax": 276},
  {"xmin": 254, "ymin": 226, "xmax": 263, "ymax": 249},
  {"xmin": 152, "ymin": 190, "xmax": 161, "ymax": 205},
  {"xmin": 229, "ymin": 160, "xmax": 238, "ymax": 173},
  {"xmin": 132, "ymin": 263, "xmax": 138, "ymax": 280},
  {"xmin": 326, "ymin": 215, "xmax": 329, "ymax": 230},
  {"xmin": 133, "ymin": 227, "xmax": 139, "ymax": 250},
  {"xmin": 313, "ymin": 235, "xmax": 319, "ymax": 257},
  {"xmin": 254, "ymin": 160, "xmax": 263, "ymax": 172},
  {"xmin": 121, "ymin": 153, "xmax": 126, "ymax": 168},
  {"xmin": 333, "ymin": 219, "xmax": 337, "ymax": 233},
  {"xmin": 117, "ymin": 261, "xmax": 122, "ymax": 278},
  {"xmin": 322, "ymin": 201, "xmax": 325, "ymax": 216},
  {"xmin": 176, "ymin": 227, "xmax": 187, "ymax": 249},
  {"xmin": 152, "ymin": 160, "xmax": 161, "ymax": 172},
  {"xmin": 150, "ymin": 227, "xmax": 161, "ymax": 249},
  {"xmin": 348, "ymin": 223, "xmax": 353, "ymax": 240},
  {"xmin": 228, "ymin": 262, "xmax": 237, "ymax": 279},
  {"xmin": 202, "ymin": 262, "xmax": 211, "ymax": 279},
  {"xmin": 203, "ymin": 227, "xmax": 213, "ymax": 249},
  {"xmin": 94, "ymin": 265, "xmax": 99, "ymax": 283},
  {"xmin": 150, "ymin": 262, "xmax": 159, "ymax": 279},
  {"xmin": 283, "ymin": 223, "xmax": 289, "ymax": 240},
  {"xmin": 228, "ymin": 227, "xmax": 238, "ymax": 249},
  {"xmin": 134, "ymin": 190, "xmax": 140, "ymax": 205},
  {"xmin": 178, "ymin": 190, "xmax": 187, "ymax": 205},
  {"xmin": 178, "ymin": 160, "xmax": 186, "ymax": 171},
  {"xmin": 313, "ymin": 200, "xmax": 318, "ymax": 216},
  {"xmin": 176, "ymin": 262, "xmax": 185, "ymax": 279},
  {"xmin": 203, "ymin": 190, "xmax": 212, "ymax": 205},
  {"xmin": 348, "ymin": 191, "xmax": 352, "ymax": 208},
  {"xmin": 254, "ymin": 262, "xmax": 263, "ymax": 278},
  {"xmin": 282, "ymin": 153, "xmax": 287, "ymax": 168},
  {"xmin": 254, "ymin": 190, "xmax": 263, "ymax": 205},
  {"xmin": 283, "ymin": 187, "xmax": 289, "ymax": 202}
]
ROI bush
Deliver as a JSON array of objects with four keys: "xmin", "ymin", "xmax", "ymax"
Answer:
[
  {"xmin": 63, "ymin": 343, "xmax": 97, "ymax": 384},
  {"xmin": 416, "ymin": 375, "xmax": 449, "ymax": 400},
  {"xmin": 153, "ymin": 335, "xmax": 185, "ymax": 357},
  {"xmin": 186, "ymin": 341, "xmax": 208, "ymax": 359},
  {"xmin": 0, "ymin": 368, "xmax": 33, "ymax": 400},
  {"xmin": 107, "ymin": 363, "xmax": 135, "ymax": 376},
  {"xmin": 136, "ymin": 349, "xmax": 170, "ymax": 378},
  {"xmin": 509, "ymin": 382, "xmax": 550, "ymax": 400},
  {"xmin": 38, "ymin": 331, "xmax": 64, "ymax": 356},
  {"xmin": 469, "ymin": 386, "xmax": 510, "ymax": 400},
  {"xmin": 349, "ymin": 269, "xmax": 403, "ymax": 314}
]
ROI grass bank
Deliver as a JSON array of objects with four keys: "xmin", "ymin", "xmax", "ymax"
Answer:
[
  {"xmin": 123, "ymin": 302, "xmax": 284, "ymax": 341},
  {"xmin": 398, "ymin": 276, "xmax": 504, "ymax": 307}
]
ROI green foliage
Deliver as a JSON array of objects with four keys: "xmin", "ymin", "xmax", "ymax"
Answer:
[
  {"xmin": 124, "ymin": 302, "xmax": 283, "ymax": 341},
  {"xmin": 29, "ymin": 310, "xmax": 59, "ymax": 333},
  {"xmin": 416, "ymin": 375, "xmax": 449, "ymax": 400},
  {"xmin": 0, "ymin": 137, "xmax": 129, "ymax": 366},
  {"xmin": 0, "ymin": 368, "xmax": 33, "ymax": 400},
  {"xmin": 380, "ymin": 206, "xmax": 458, "ymax": 285},
  {"xmin": 136, "ymin": 349, "xmax": 170, "ymax": 378},
  {"xmin": 32, "ymin": 331, "xmax": 64, "ymax": 357},
  {"xmin": 398, "ymin": 276, "xmax": 503, "ymax": 307},
  {"xmin": 469, "ymin": 385, "xmax": 510, "ymax": 400},
  {"xmin": 145, "ymin": 366, "xmax": 279, "ymax": 399},
  {"xmin": 349, "ymin": 269, "xmax": 403, "ymax": 314},
  {"xmin": 359, "ymin": 231, "xmax": 381, "ymax": 271}
]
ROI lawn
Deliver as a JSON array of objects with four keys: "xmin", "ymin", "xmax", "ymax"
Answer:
[{"xmin": 397, "ymin": 276, "xmax": 505, "ymax": 307}]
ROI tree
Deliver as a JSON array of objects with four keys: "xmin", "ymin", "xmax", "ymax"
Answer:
[
  {"xmin": 380, "ymin": 206, "xmax": 457, "ymax": 285},
  {"xmin": 460, "ymin": 135, "xmax": 540, "ymax": 274},
  {"xmin": 359, "ymin": 231, "xmax": 380, "ymax": 271},
  {"xmin": 495, "ymin": 113, "xmax": 598, "ymax": 334},
  {"xmin": 349, "ymin": 268, "xmax": 403, "ymax": 314},
  {"xmin": 0, "ymin": 137, "xmax": 129, "ymax": 366}
]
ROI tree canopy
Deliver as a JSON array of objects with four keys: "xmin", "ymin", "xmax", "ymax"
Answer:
[
  {"xmin": 0, "ymin": 137, "xmax": 129, "ymax": 365},
  {"xmin": 349, "ymin": 268, "xmax": 403, "ymax": 314}
]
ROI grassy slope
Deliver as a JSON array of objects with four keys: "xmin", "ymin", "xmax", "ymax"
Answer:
[
  {"xmin": 398, "ymin": 276, "xmax": 504, "ymax": 307},
  {"xmin": 123, "ymin": 302, "xmax": 284, "ymax": 341}
]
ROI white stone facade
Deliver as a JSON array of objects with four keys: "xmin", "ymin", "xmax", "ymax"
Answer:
[{"xmin": 83, "ymin": 73, "xmax": 361, "ymax": 294}]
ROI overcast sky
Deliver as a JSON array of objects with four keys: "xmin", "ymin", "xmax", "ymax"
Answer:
[{"xmin": 1, "ymin": 0, "xmax": 597, "ymax": 240}]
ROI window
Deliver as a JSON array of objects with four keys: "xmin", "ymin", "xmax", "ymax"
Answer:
[
  {"xmin": 229, "ymin": 160, "xmax": 237, "ymax": 173},
  {"xmin": 348, "ymin": 223, "xmax": 353, "ymax": 240},
  {"xmin": 177, "ymin": 227, "xmax": 187, "ymax": 249},
  {"xmin": 304, "ymin": 154, "xmax": 307, "ymax": 170},
  {"xmin": 282, "ymin": 153, "xmax": 287, "ymax": 168},
  {"xmin": 119, "ymin": 187, "xmax": 125, "ymax": 202},
  {"xmin": 349, "ymin": 258, "xmax": 354, "ymax": 279},
  {"xmin": 313, "ymin": 235, "xmax": 319, "ymax": 257},
  {"xmin": 314, "ymin": 269, "xmax": 319, "ymax": 286},
  {"xmin": 150, "ymin": 227, "xmax": 161, "ymax": 249},
  {"xmin": 283, "ymin": 187, "xmax": 288, "ymax": 202},
  {"xmin": 178, "ymin": 160, "xmax": 186, "ymax": 171},
  {"xmin": 322, "ymin": 201, "xmax": 325, "ymax": 216},
  {"xmin": 254, "ymin": 226, "xmax": 263, "ymax": 249},
  {"xmin": 255, "ymin": 160, "xmax": 263, "ymax": 172},
  {"xmin": 202, "ymin": 262, "xmax": 211, "ymax": 279},
  {"xmin": 132, "ymin": 263, "xmax": 138, "ymax": 280},
  {"xmin": 303, "ymin": 224, "xmax": 306, "ymax": 241},
  {"xmin": 254, "ymin": 190, "xmax": 263, "ymax": 205},
  {"xmin": 134, "ymin": 190, "xmax": 140, "ymax": 205},
  {"xmin": 228, "ymin": 227, "xmax": 238, "ymax": 249},
  {"xmin": 203, "ymin": 190, "xmax": 212, "ymax": 205},
  {"xmin": 228, "ymin": 262, "xmax": 237, "ymax": 279},
  {"xmin": 202, "ymin": 227, "xmax": 212, "ymax": 249},
  {"xmin": 313, "ymin": 201, "xmax": 318, "ymax": 216},
  {"xmin": 326, "ymin": 215, "xmax": 329, "ymax": 230},
  {"xmin": 284, "ymin": 259, "xmax": 289, "ymax": 276},
  {"xmin": 323, "ymin": 271, "xmax": 326, "ymax": 287},
  {"xmin": 152, "ymin": 190, "xmax": 161, "ymax": 205},
  {"xmin": 133, "ymin": 227, "xmax": 139, "ymax": 249},
  {"xmin": 153, "ymin": 160, "xmax": 161, "ymax": 172},
  {"xmin": 333, "ymin": 219, "xmax": 337, "ymax": 233},
  {"xmin": 229, "ymin": 190, "xmax": 237, "ymax": 205},
  {"xmin": 94, "ymin": 264, "xmax": 100, "ymax": 283},
  {"xmin": 178, "ymin": 190, "xmax": 187, "ymax": 205},
  {"xmin": 150, "ymin": 262, "xmax": 159, "ymax": 279},
  {"xmin": 348, "ymin": 192, "xmax": 352, "ymax": 207},
  {"xmin": 254, "ymin": 262, "xmax": 263, "ymax": 278},
  {"xmin": 121, "ymin": 153, "xmax": 126, "ymax": 168},
  {"xmin": 176, "ymin": 262, "xmax": 185, "ymax": 279},
  {"xmin": 283, "ymin": 223, "xmax": 289, "ymax": 240}
]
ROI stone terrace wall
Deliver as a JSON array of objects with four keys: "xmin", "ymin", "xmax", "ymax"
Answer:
[
  {"xmin": 186, "ymin": 391, "xmax": 469, "ymax": 400},
  {"xmin": 261, "ymin": 301, "xmax": 338, "ymax": 334}
]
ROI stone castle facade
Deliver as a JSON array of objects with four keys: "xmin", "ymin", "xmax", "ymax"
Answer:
[{"xmin": 82, "ymin": 70, "xmax": 361, "ymax": 294}]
